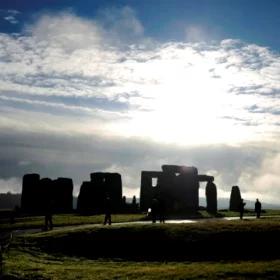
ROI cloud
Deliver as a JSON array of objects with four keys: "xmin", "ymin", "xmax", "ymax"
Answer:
[
  {"xmin": 1, "ymin": 9, "xmax": 20, "ymax": 24},
  {"xmin": 26, "ymin": 12, "xmax": 102, "ymax": 52},
  {"xmin": 97, "ymin": 6, "xmax": 145, "ymax": 45},
  {"xmin": 4, "ymin": 16, "xmax": 18, "ymax": 24},
  {"xmin": 0, "ymin": 177, "xmax": 21, "ymax": 193},
  {"xmin": 0, "ymin": 8, "xmax": 279, "ymax": 203},
  {"xmin": 0, "ymin": 127, "xmax": 274, "ymax": 199},
  {"xmin": 185, "ymin": 24, "xmax": 222, "ymax": 43},
  {"xmin": 185, "ymin": 25, "xmax": 210, "ymax": 42},
  {"xmin": 237, "ymin": 153, "xmax": 280, "ymax": 204}
]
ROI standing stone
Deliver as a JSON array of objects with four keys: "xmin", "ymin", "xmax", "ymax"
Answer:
[
  {"xmin": 140, "ymin": 165, "xmax": 214, "ymax": 214},
  {"xmin": 77, "ymin": 172, "xmax": 123, "ymax": 214},
  {"xmin": 229, "ymin": 186, "xmax": 242, "ymax": 211},
  {"xmin": 21, "ymin": 173, "xmax": 40, "ymax": 213},
  {"xmin": 205, "ymin": 180, "xmax": 217, "ymax": 213},
  {"xmin": 77, "ymin": 181, "xmax": 94, "ymax": 213},
  {"xmin": 53, "ymin": 178, "xmax": 73, "ymax": 212}
]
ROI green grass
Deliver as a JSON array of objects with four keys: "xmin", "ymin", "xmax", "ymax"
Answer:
[
  {"xmin": 14, "ymin": 218, "xmax": 280, "ymax": 260},
  {"xmin": 0, "ymin": 213, "xmax": 146, "ymax": 230},
  {"xmin": 4, "ymin": 247, "xmax": 280, "ymax": 280},
  {"xmin": 2, "ymin": 219, "xmax": 280, "ymax": 279},
  {"xmin": 2, "ymin": 209, "xmax": 280, "ymax": 231},
  {"xmin": 217, "ymin": 209, "xmax": 280, "ymax": 217}
]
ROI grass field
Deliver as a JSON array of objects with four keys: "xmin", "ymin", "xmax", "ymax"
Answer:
[
  {"xmin": 1, "ymin": 209, "xmax": 280, "ymax": 231},
  {"xmin": 4, "ymin": 249, "xmax": 280, "ymax": 280},
  {"xmin": 2, "ymin": 218, "xmax": 280, "ymax": 279},
  {"xmin": 0, "ymin": 213, "xmax": 146, "ymax": 230}
]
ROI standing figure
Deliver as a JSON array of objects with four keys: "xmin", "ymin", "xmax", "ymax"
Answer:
[
  {"xmin": 132, "ymin": 195, "xmax": 137, "ymax": 212},
  {"xmin": 44, "ymin": 200, "xmax": 53, "ymax": 230},
  {"xmin": 255, "ymin": 198, "xmax": 262, "ymax": 218},
  {"xmin": 151, "ymin": 197, "xmax": 159, "ymax": 223},
  {"xmin": 159, "ymin": 199, "xmax": 166, "ymax": 223},
  {"xmin": 239, "ymin": 199, "xmax": 246, "ymax": 220},
  {"xmin": 104, "ymin": 195, "xmax": 112, "ymax": 225}
]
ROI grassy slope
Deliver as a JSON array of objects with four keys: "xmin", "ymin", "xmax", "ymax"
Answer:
[
  {"xmin": 21, "ymin": 219, "xmax": 279, "ymax": 260},
  {"xmin": 2, "ymin": 219, "xmax": 280, "ymax": 279},
  {"xmin": 2, "ymin": 209, "xmax": 280, "ymax": 231},
  {"xmin": 0, "ymin": 214, "xmax": 146, "ymax": 230},
  {"xmin": 5, "ymin": 248, "xmax": 280, "ymax": 280}
]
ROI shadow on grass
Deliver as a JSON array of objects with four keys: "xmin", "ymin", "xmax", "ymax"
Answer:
[{"xmin": 24, "ymin": 222, "xmax": 280, "ymax": 262}]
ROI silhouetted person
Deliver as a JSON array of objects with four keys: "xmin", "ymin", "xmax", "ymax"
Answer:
[
  {"xmin": 151, "ymin": 197, "xmax": 159, "ymax": 223},
  {"xmin": 159, "ymin": 199, "xmax": 166, "ymax": 223},
  {"xmin": 132, "ymin": 195, "xmax": 137, "ymax": 206},
  {"xmin": 104, "ymin": 195, "xmax": 112, "ymax": 225},
  {"xmin": 239, "ymin": 199, "xmax": 246, "ymax": 220},
  {"xmin": 122, "ymin": 196, "xmax": 126, "ymax": 205},
  {"xmin": 132, "ymin": 195, "xmax": 137, "ymax": 212},
  {"xmin": 44, "ymin": 200, "xmax": 53, "ymax": 230},
  {"xmin": 255, "ymin": 198, "xmax": 262, "ymax": 218}
]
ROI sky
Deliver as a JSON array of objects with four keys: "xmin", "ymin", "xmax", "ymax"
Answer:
[{"xmin": 0, "ymin": 0, "xmax": 280, "ymax": 205}]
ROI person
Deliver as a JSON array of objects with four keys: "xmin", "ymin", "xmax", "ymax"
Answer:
[
  {"xmin": 104, "ymin": 195, "xmax": 112, "ymax": 225},
  {"xmin": 239, "ymin": 199, "xmax": 246, "ymax": 220},
  {"xmin": 158, "ymin": 199, "xmax": 166, "ymax": 223},
  {"xmin": 132, "ymin": 195, "xmax": 137, "ymax": 205},
  {"xmin": 131, "ymin": 195, "xmax": 138, "ymax": 213},
  {"xmin": 44, "ymin": 199, "xmax": 53, "ymax": 230},
  {"xmin": 151, "ymin": 197, "xmax": 159, "ymax": 223},
  {"xmin": 255, "ymin": 198, "xmax": 262, "ymax": 218}
]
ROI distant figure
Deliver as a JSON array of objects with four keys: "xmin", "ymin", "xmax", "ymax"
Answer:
[
  {"xmin": 151, "ymin": 197, "xmax": 159, "ymax": 223},
  {"xmin": 104, "ymin": 195, "xmax": 112, "ymax": 225},
  {"xmin": 122, "ymin": 196, "xmax": 126, "ymax": 205},
  {"xmin": 159, "ymin": 199, "xmax": 166, "ymax": 223},
  {"xmin": 132, "ymin": 195, "xmax": 137, "ymax": 212},
  {"xmin": 239, "ymin": 199, "xmax": 246, "ymax": 220},
  {"xmin": 44, "ymin": 200, "xmax": 53, "ymax": 230},
  {"xmin": 132, "ymin": 195, "xmax": 137, "ymax": 206},
  {"xmin": 255, "ymin": 198, "xmax": 262, "ymax": 218}
]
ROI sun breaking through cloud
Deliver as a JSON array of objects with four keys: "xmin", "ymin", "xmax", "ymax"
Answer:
[{"xmin": 0, "ymin": 9, "xmax": 279, "ymax": 203}]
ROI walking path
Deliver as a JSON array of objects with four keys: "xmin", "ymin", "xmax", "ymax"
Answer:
[{"xmin": 12, "ymin": 215, "xmax": 280, "ymax": 236}]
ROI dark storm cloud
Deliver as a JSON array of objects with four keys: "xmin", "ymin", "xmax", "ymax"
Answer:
[{"xmin": 0, "ymin": 127, "xmax": 269, "ymax": 195}]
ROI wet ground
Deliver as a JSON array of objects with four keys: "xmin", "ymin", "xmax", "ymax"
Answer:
[{"xmin": 12, "ymin": 215, "xmax": 278, "ymax": 236}]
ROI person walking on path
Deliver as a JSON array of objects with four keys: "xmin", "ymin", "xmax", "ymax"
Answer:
[
  {"xmin": 104, "ymin": 195, "xmax": 112, "ymax": 225},
  {"xmin": 255, "ymin": 198, "xmax": 262, "ymax": 218},
  {"xmin": 151, "ymin": 197, "xmax": 159, "ymax": 223},
  {"xmin": 44, "ymin": 200, "xmax": 53, "ymax": 230},
  {"xmin": 239, "ymin": 199, "xmax": 246, "ymax": 220},
  {"xmin": 158, "ymin": 199, "xmax": 166, "ymax": 223}
]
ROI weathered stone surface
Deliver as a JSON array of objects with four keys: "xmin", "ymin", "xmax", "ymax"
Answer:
[
  {"xmin": 21, "ymin": 173, "xmax": 40, "ymax": 212},
  {"xmin": 77, "ymin": 172, "xmax": 122, "ymax": 214},
  {"xmin": 140, "ymin": 165, "xmax": 216, "ymax": 214},
  {"xmin": 205, "ymin": 181, "xmax": 217, "ymax": 213},
  {"xmin": 21, "ymin": 174, "xmax": 73, "ymax": 213},
  {"xmin": 53, "ymin": 178, "xmax": 73, "ymax": 212},
  {"xmin": 77, "ymin": 181, "xmax": 94, "ymax": 213},
  {"xmin": 40, "ymin": 178, "xmax": 53, "ymax": 212},
  {"xmin": 229, "ymin": 185, "xmax": 242, "ymax": 211},
  {"xmin": 140, "ymin": 171, "xmax": 162, "ymax": 213}
]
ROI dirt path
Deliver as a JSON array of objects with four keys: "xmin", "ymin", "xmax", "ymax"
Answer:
[{"xmin": 12, "ymin": 215, "xmax": 280, "ymax": 236}]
